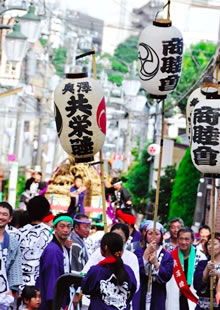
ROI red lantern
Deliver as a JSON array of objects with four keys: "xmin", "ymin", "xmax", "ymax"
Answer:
[{"xmin": 54, "ymin": 72, "xmax": 106, "ymax": 163}]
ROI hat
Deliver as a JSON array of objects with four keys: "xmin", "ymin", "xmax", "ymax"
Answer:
[
  {"xmin": 145, "ymin": 221, "xmax": 164, "ymax": 234},
  {"xmin": 139, "ymin": 220, "xmax": 151, "ymax": 231},
  {"xmin": 116, "ymin": 209, "xmax": 136, "ymax": 225}
]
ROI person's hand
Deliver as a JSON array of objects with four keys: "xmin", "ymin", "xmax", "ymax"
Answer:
[
  {"xmin": 209, "ymin": 269, "xmax": 218, "ymax": 277},
  {"xmin": 216, "ymin": 292, "xmax": 220, "ymax": 305},
  {"xmin": 73, "ymin": 293, "xmax": 82, "ymax": 309},
  {"xmin": 148, "ymin": 253, "xmax": 159, "ymax": 268},
  {"xmin": 207, "ymin": 261, "xmax": 215, "ymax": 271},
  {"xmin": 70, "ymin": 192, "xmax": 77, "ymax": 198},
  {"xmin": 126, "ymin": 200, "xmax": 132, "ymax": 205},
  {"xmin": 144, "ymin": 241, "xmax": 157, "ymax": 261}
]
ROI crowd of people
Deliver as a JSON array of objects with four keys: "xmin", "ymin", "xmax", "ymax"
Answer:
[{"xmin": 0, "ymin": 176, "xmax": 220, "ymax": 310}]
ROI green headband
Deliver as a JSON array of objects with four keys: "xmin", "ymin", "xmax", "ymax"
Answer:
[
  {"xmin": 50, "ymin": 216, "xmax": 73, "ymax": 235},
  {"xmin": 53, "ymin": 216, "xmax": 73, "ymax": 227}
]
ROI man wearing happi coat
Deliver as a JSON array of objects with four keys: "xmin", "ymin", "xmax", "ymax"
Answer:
[
  {"xmin": 36, "ymin": 213, "xmax": 73, "ymax": 310},
  {"xmin": 166, "ymin": 227, "xmax": 206, "ymax": 310}
]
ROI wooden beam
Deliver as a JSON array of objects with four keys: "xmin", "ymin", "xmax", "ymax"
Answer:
[{"xmin": 0, "ymin": 87, "xmax": 23, "ymax": 99}]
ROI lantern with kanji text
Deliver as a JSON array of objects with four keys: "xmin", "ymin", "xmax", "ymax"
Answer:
[
  {"xmin": 186, "ymin": 84, "xmax": 218, "ymax": 143},
  {"xmin": 54, "ymin": 72, "xmax": 106, "ymax": 163},
  {"xmin": 138, "ymin": 19, "xmax": 183, "ymax": 99},
  {"xmin": 191, "ymin": 94, "xmax": 220, "ymax": 176}
]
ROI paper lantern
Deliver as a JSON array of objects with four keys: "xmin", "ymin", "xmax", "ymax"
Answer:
[
  {"xmin": 148, "ymin": 144, "xmax": 160, "ymax": 156},
  {"xmin": 138, "ymin": 19, "xmax": 183, "ymax": 99},
  {"xmin": 186, "ymin": 84, "xmax": 218, "ymax": 143},
  {"xmin": 191, "ymin": 96, "xmax": 220, "ymax": 175},
  {"xmin": 54, "ymin": 72, "xmax": 106, "ymax": 163}
]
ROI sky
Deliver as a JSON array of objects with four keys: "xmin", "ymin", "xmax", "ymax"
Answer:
[
  {"xmin": 51, "ymin": 0, "xmax": 148, "ymax": 54},
  {"xmin": 47, "ymin": 0, "xmax": 220, "ymax": 54}
]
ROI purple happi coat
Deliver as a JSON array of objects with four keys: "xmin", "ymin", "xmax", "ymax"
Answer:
[
  {"xmin": 194, "ymin": 259, "xmax": 220, "ymax": 310},
  {"xmin": 36, "ymin": 236, "xmax": 70, "ymax": 310},
  {"xmin": 134, "ymin": 246, "xmax": 173, "ymax": 310},
  {"xmin": 81, "ymin": 262, "xmax": 137, "ymax": 310}
]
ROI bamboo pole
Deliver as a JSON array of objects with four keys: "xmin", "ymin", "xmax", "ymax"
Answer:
[
  {"xmin": 167, "ymin": 0, "xmax": 171, "ymax": 20},
  {"xmin": 147, "ymin": 99, "xmax": 165, "ymax": 292},
  {"xmin": 210, "ymin": 178, "xmax": 216, "ymax": 310},
  {"xmin": 91, "ymin": 47, "xmax": 108, "ymax": 233},
  {"xmin": 0, "ymin": 87, "xmax": 23, "ymax": 98}
]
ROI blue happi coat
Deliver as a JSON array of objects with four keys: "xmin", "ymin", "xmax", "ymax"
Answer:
[
  {"xmin": 36, "ymin": 236, "xmax": 70, "ymax": 310},
  {"xmin": 134, "ymin": 246, "xmax": 173, "ymax": 310}
]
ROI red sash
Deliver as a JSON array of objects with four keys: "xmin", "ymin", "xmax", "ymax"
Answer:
[{"xmin": 171, "ymin": 248, "xmax": 198, "ymax": 304}]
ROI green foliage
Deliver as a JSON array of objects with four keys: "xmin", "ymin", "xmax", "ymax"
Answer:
[
  {"xmin": 147, "ymin": 165, "xmax": 176, "ymax": 224},
  {"xmin": 131, "ymin": 137, "xmax": 140, "ymax": 162},
  {"xmin": 52, "ymin": 47, "xmax": 67, "ymax": 77},
  {"xmin": 124, "ymin": 147, "xmax": 151, "ymax": 213},
  {"xmin": 168, "ymin": 148, "xmax": 200, "ymax": 226},
  {"xmin": 114, "ymin": 37, "xmax": 138, "ymax": 64},
  {"xmin": 167, "ymin": 41, "xmax": 216, "ymax": 114},
  {"xmin": 16, "ymin": 175, "xmax": 26, "ymax": 207},
  {"xmin": 3, "ymin": 173, "xmax": 26, "ymax": 208},
  {"xmin": 108, "ymin": 74, "xmax": 123, "ymax": 86},
  {"xmin": 112, "ymin": 59, "xmax": 128, "ymax": 73},
  {"xmin": 97, "ymin": 36, "xmax": 138, "ymax": 85},
  {"xmin": 39, "ymin": 37, "xmax": 47, "ymax": 47}
]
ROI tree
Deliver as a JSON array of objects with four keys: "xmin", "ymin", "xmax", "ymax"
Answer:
[
  {"xmin": 147, "ymin": 165, "xmax": 176, "ymax": 224},
  {"xmin": 114, "ymin": 37, "xmax": 138, "ymax": 64},
  {"xmin": 168, "ymin": 148, "xmax": 200, "ymax": 226},
  {"xmin": 124, "ymin": 146, "xmax": 151, "ymax": 214},
  {"xmin": 167, "ymin": 41, "xmax": 216, "ymax": 114},
  {"xmin": 52, "ymin": 47, "xmax": 67, "ymax": 77}
]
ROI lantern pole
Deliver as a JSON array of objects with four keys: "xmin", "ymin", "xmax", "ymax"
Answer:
[
  {"xmin": 210, "ymin": 178, "xmax": 216, "ymax": 310},
  {"xmin": 167, "ymin": 0, "xmax": 171, "ymax": 20},
  {"xmin": 147, "ymin": 99, "xmax": 165, "ymax": 292},
  {"xmin": 210, "ymin": 55, "xmax": 220, "ymax": 310},
  {"xmin": 91, "ymin": 47, "xmax": 108, "ymax": 233}
]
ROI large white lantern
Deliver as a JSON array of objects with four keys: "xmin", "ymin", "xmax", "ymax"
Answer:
[
  {"xmin": 138, "ymin": 19, "xmax": 183, "ymax": 99},
  {"xmin": 191, "ymin": 95, "xmax": 220, "ymax": 176},
  {"xmin": 186, "ymin": 84, "xmax": 218, "ymax": 143},
  {"xmin": 54, "ymin": 72, "xmax": 106, "ymax": 163}
]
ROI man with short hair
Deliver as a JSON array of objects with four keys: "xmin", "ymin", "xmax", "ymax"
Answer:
[
  {"xmin": 0, "ymin": 202, "xmax": 22, "ymax": 308},
  {"xmin": 108, "ymin": 177, "xmax": 132, "ymax": 209},
  {"xmin": 19, "ymin": 195, "xmax": 52, "ymax": 285},
  {"xmin": 70, "ymin": 214, "xmax": 91, "ymax": 272},
  {"xmin": 166, "ymin": 227, "xmax": 206, "ymax": 310},
  {"xmin": 164, "ymin": 217, "xmax": 184, "ymax": 252},
  {"xmin": 36, "ymin": 213, "xmax": 73, "ymax": 310}
]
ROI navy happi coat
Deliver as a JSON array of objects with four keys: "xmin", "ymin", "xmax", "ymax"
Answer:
[{"xmin": 81, "ymin": 263, "xmax": 136, "ymax": 310}]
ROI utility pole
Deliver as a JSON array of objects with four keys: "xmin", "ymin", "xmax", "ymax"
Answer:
[
  {"xmin": 123, "ymin": 112, "xmax": 132, "ymax": 172},
  {"xmin": 36, "ymin": 15, "xmax": 51, "ymax": 168}
]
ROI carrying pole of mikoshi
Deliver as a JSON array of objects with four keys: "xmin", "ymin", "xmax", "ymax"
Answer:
[
  {"xmin": 91, "ymin": 47, "xmax": 108, "ymax": 233},
  {"xmin": 210, "ymin": 178, "xmax": 216, "ymax": 310},
  {"xmin": 147, "ymin": 99, "xmax": 165, "ymax": 292}
]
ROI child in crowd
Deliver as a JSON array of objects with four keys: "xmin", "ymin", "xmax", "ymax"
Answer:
[
  {"xmin": 18, "ymin": 286, "xmax": 41, "ymax": 310},
  {"xmin": 81, "ymin": 232, "xmax": 137, "ymax": 309}
]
